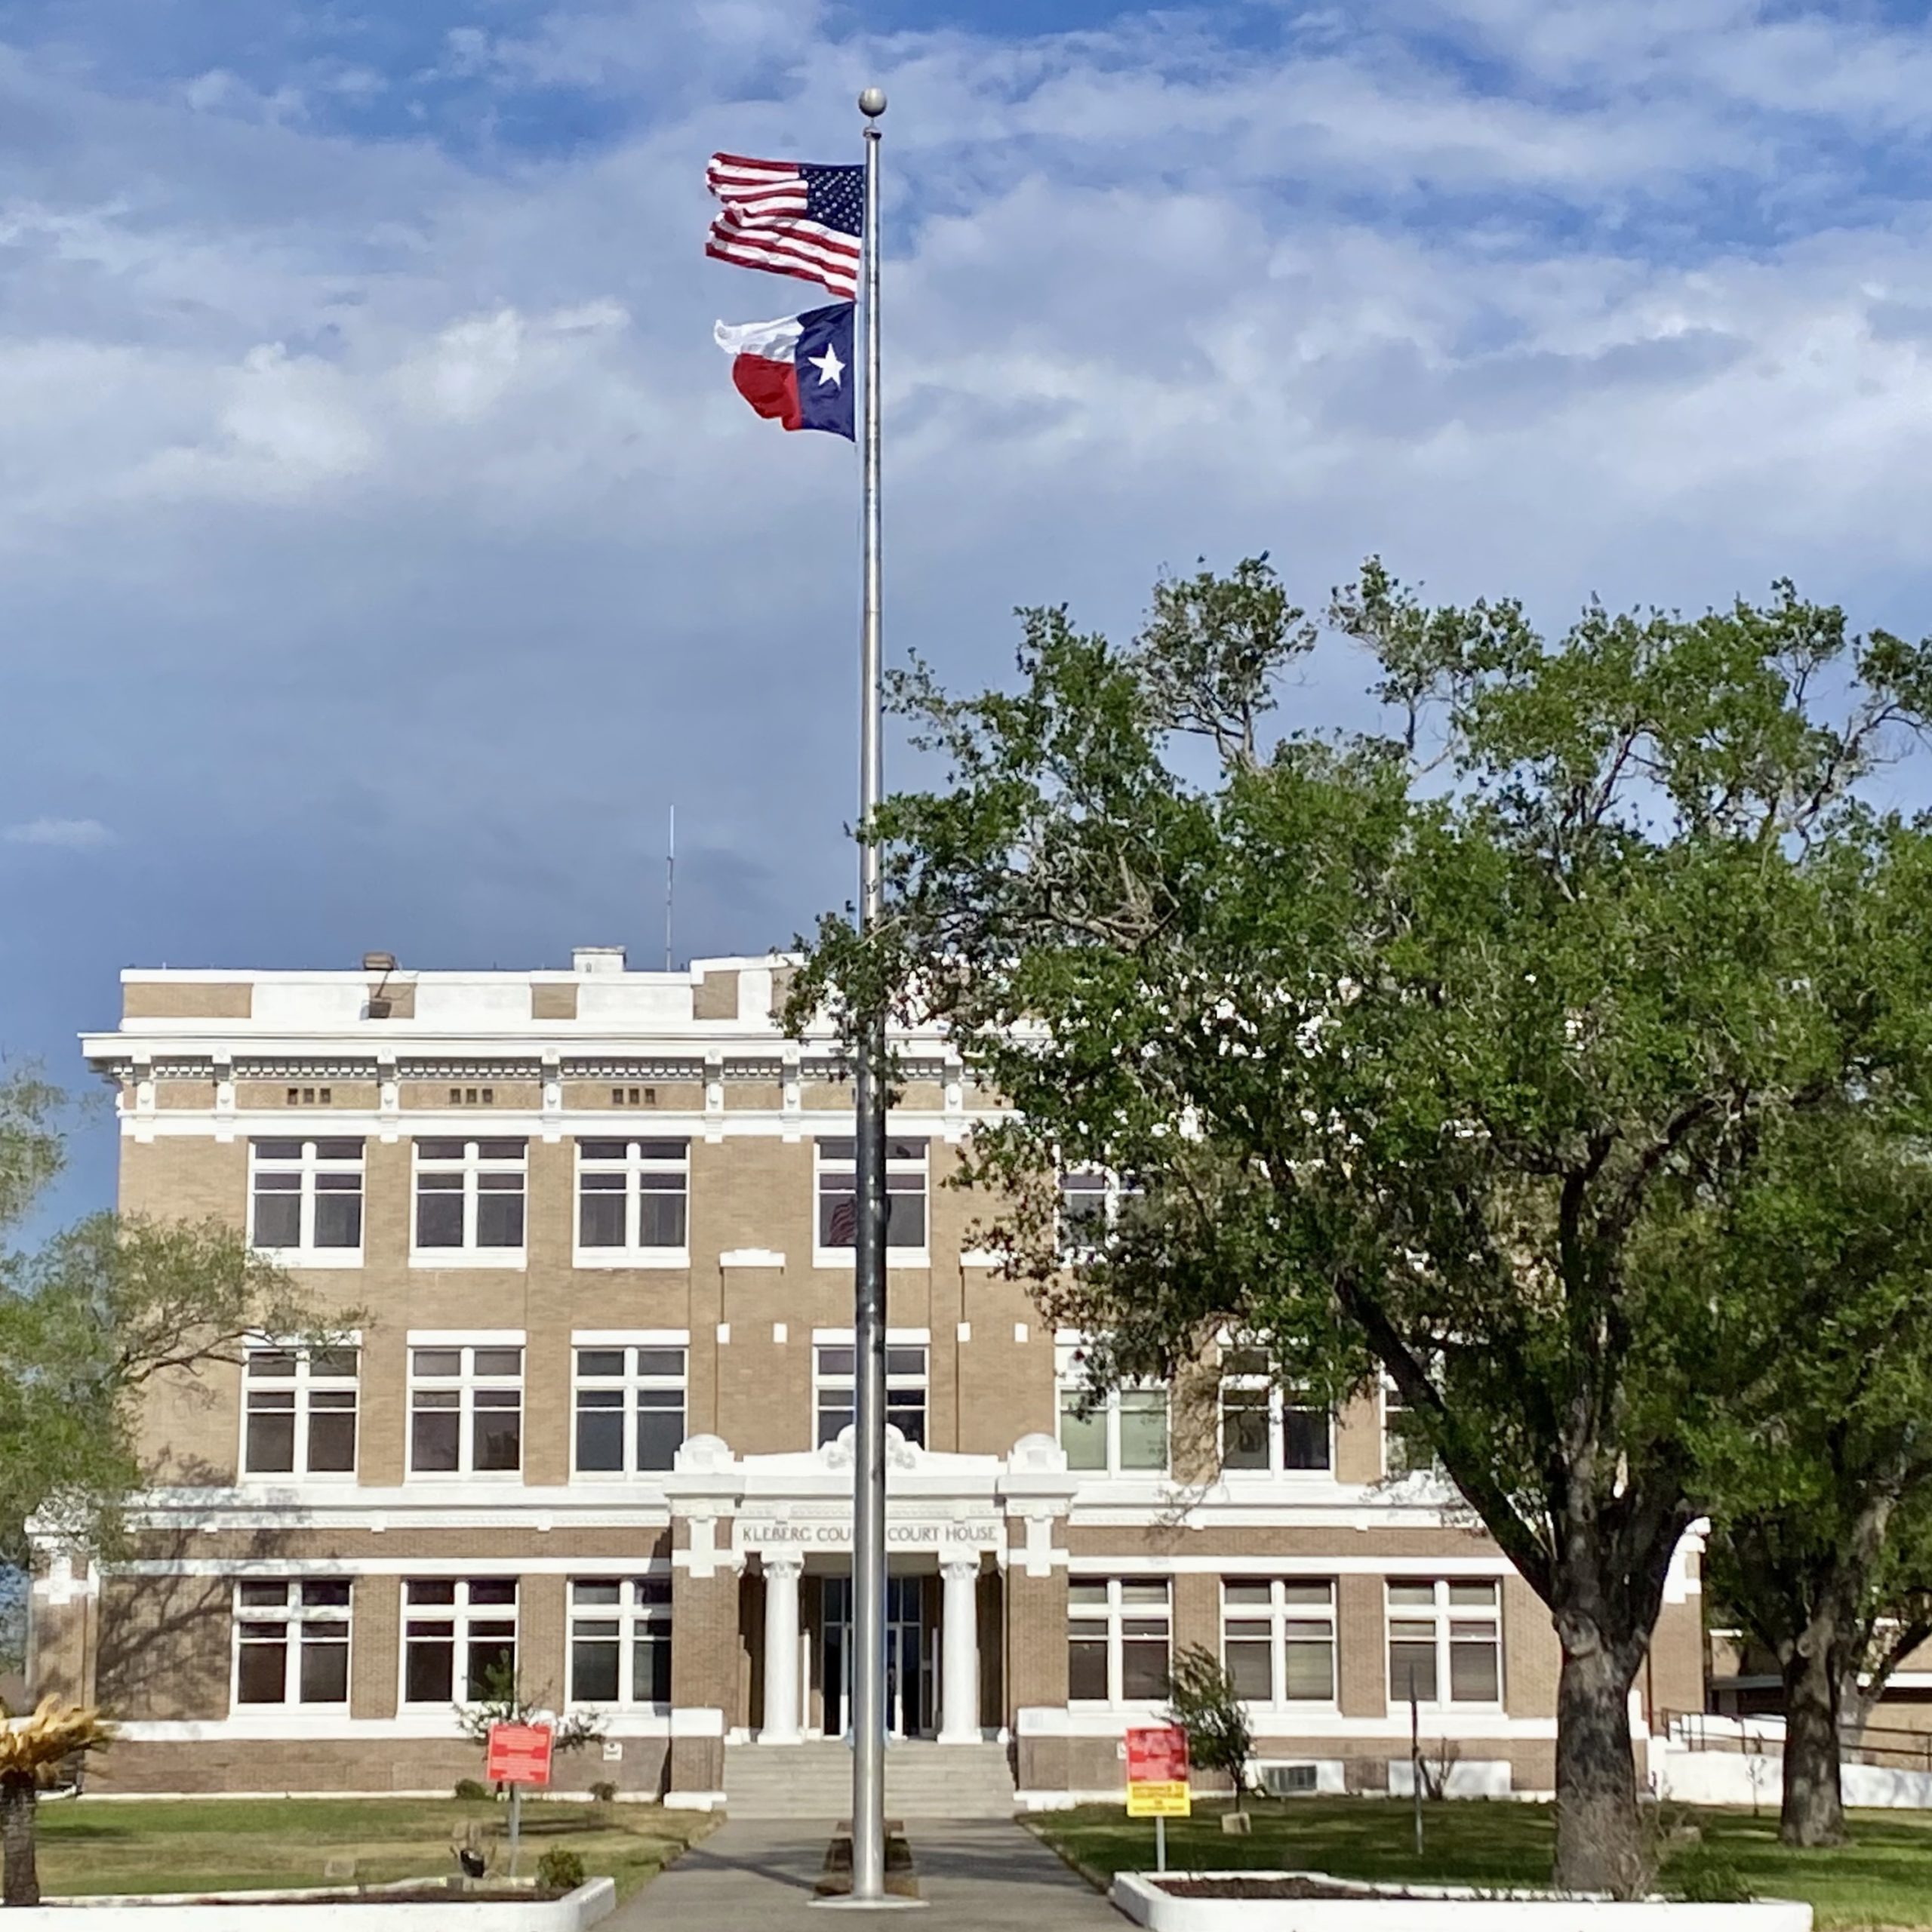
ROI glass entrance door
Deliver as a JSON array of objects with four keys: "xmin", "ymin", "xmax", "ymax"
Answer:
[{"xmin": 823, "ymin": 1576, "xmax": 929, "ymax": 1738}]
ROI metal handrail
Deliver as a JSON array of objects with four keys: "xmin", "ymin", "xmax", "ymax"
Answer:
[{"xmin": 1660, "ymin": 1708, "xmax": 1932, "ymax": 1773}]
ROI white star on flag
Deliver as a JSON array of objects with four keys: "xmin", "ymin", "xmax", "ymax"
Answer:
[{"xmin": 807, "ymin": 341, "xmax": 846, "ymax": 389}]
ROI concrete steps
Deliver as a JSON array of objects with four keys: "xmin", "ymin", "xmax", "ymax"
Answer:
[{"xmin": 722, "ymin": 1739, "xmax": 1016, "ymax": 1820}]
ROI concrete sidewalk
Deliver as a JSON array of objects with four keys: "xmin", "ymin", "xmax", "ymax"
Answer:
[{"xmin": 611, "ymin": 1818, "xmax": 1120, "ymax": 1929}]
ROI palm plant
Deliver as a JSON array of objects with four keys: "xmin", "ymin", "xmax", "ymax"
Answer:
[{"xmin": 0, "ymin": 1697, "xmax": 112, "ymax": 1906}]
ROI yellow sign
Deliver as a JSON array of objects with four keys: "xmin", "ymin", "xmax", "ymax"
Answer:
[{"xmin": 1127, "ymin": 1780, "xmax": 1192, "ymax": 1818}]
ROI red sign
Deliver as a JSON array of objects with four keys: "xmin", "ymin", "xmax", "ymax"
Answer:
[
  {"xmin": 485, "ymin": 1723, "xmax": 554, "ymax": 1786},
  {"xmin": 1126, "ymin": 1726, "xmax": 1189, "ymax": 1784}
]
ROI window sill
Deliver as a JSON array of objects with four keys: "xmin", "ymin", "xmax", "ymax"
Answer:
[
  {"xmin": 408, "ymin": 1251, "xmax": 528, "ymax": 1270},
  {"xmin": 814, "ymin": 1250, "xmax": 931, "ymax": 1272},
  {"xmin": 235, "ymin": 1472, "xmax": 363, "ymax": 1487},
  {"xmin": 572, "ymin": 1251, "xmax": 692, "ymax": 1270},
  {"xmin": 249, "ymin": 1249, "xmax": 365, "ymax": 1270},
  {"xmin": 569, "ymin": 1469, "xmax": 679, "ymax": 1483},
  {"xmin": 404, "ymin": 1469, "xmax": 528, "ymax": 1482}
]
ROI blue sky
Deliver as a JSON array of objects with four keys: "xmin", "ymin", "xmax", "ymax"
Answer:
[{"xmin": 8, "ymin": 0, "xmax": 1932, "ymax": 1229}]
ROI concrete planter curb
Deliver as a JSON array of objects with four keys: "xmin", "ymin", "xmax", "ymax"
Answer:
[
  {"xmin": 21, "ymin": 1877, "xmax": 617, "ymax": 1927},
  {"xmin": 1109, "ymin": 1870, "xmax": 1812, "ymax": 1931}
]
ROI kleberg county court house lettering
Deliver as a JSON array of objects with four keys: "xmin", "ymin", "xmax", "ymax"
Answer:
[{"xmin": 26, "ymin": 948, "xmax": 1708, "ymax": 1809}]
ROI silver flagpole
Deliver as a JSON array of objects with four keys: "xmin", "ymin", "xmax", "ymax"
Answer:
[{"xmin": 849, "ymin": 82, "xmax": 890, "ymax": 1907}]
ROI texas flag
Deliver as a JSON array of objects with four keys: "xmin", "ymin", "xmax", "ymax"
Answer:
[{"xmin": 713, "ymin": 302, "xmax": 854, "ymax": 439}]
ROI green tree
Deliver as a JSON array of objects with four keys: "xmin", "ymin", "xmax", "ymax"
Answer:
[
  {"xmin": 1695, "ymin": 1131, "xmax": 1932, "ymax": 1844},
  {"xmin": 454, "ymin": 1657, "xmax": 607, "ymax": 1758},
  {"xmin": 1165, "ymin": 1644, "xmax": 1254, "ymax": 1800},
  {"xmin": 790, "ymin": 558, "xmax": 1932, "ymax": 1894}
]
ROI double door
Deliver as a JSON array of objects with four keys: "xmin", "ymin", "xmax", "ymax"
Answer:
[{"xmin": 822, "ymin": 1574, "xmax": 931, "ymax": 1740}]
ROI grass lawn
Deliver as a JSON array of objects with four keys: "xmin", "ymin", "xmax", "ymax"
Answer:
[
  {"xmin": 1032, "ymin": 1798, "xmax": 1932, "ymax": 1930},
  {"xmin": 33, "ymin": 1795, "xmax": 709, "ymax": 1903}
]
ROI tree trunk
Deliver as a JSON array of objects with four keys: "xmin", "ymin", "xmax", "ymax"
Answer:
[
  {"xmin": 1780, "ymin": 1640, "xmax": 1846, "ymax": 1847},
  {"xmin": 1, "ymin": 1777, "xmax": 39, "ymax": 1909},
  {"xmin": 1553, "ymin": 1629, "xmax": 1645, "ymax": 1897}
]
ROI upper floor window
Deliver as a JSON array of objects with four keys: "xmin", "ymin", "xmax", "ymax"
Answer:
[
  {"xmin": 1382, "ymin": 1370, "xmax": 1444, "ymax": 1478},
  {"xmin": 575, "ymin": 1140, "xmax": 689, "ymax": 1261},
  {"xmin": 249, "ymin": 1138, "xmax": 364, "ymax": 1260},
  {"xmin": 1056, "ymin": 1341, "xmax": 1167, "ymax": 1475},
  {"xmin": 815, "ymin": 1340, "xmax": 927, "ymax": 1447},
  {"xmin": 1223, "ymin": 1578, "xmax": 1336, "ymax": 1704},
  {"xmin": 1386, "ymin": 1579, "xmax": 1501, "ymax": 1707},
  {"xmin": 402, "ymin": 1578, "xmax": 516, "ymax": 1705},
  {"xmin": 816, "ymin": 1137, "xmax": 928, "ymax": 1254},
  {"xmin": 413, "ymin": 1139, "xmax": 526, "ymax": 1258},
  {"xmin": 568, "ymin": 1577, "xmax": 672, "ymax": 1707},
  {"xmin": 1220, "ymin": 1348, "xmax": 1331, "ymax": 1475},
  {"xmin": 410, "ymin": 1343, "xmax": 523, "ymax": 1475},
  {"xmin": 574, "ymin": 1342, "xmax": 687, "ymax": 1474},
  {"xmin": 234, "ymin": 1578, "xmax": 350, "ymax": 1706},
  {"xmin": 1068, "ymin": 1577, "xmax": 1171, "ymax": 1705},
  {"xmin": 242, "ymin": 1346, "xmax": 358, "ymax": 1477},
  {"xmin": 1057, "ymin": 1168, "xmax": 1140, "ymax": 1258}
]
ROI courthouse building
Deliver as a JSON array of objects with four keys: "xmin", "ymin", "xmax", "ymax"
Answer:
[{"xmin": 29, "ymin": 949, "xmax": 1706, "ymax": 1809}]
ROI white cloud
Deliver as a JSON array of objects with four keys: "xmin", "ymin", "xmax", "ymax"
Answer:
[{"xmin": 5, "ymin": 817, "xmax": 115, "ymax": 849}]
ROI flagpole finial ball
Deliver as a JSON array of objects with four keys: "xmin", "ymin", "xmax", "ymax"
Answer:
[{"xmin": 858, "ymin": 86, "xmax": 888, "ymax": 117}]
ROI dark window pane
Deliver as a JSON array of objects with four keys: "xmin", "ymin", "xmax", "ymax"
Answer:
[
  {"xmin": 252, "ymin": 1186, "xmax": 302, "ymax": 1250},
  {"xmin": 474, "ymin": 1401, "xmax": 522, "ymax": 1472},
  {"xmin": 466, "ymin": 1638, "xmax": 515, "ymax": 1700},
  {"xmin": 635, "ymin": 1140, "xmax": 687, "ymax": 1161},
  {"xmin": 248, "ymin": 1349, "xmax": 297, "ymax": 1380},
  {"xmin": 405, "ymin": 1638, "xmax": 454, "ymax": 1704},
  {"xmin": 300, "ymin": 1633, "xmax": 349, "ymax": 1703},
  {"xmin": 637, "ymin": 1187, "xmax": 686, "ymax": 1247},
  {"xmin": 1284, "ymin": 1638, "xmax": 1335, "ymax": 1701},
  {"xmin": 1450, "ymin": 1638, "xmax": 1499, "ymax": 1703},
  {"xmin": 820, "ymin": 1186, "xmax": 857, "ymax": 1248},
  {"xmin": 579, "ymin": 1183, "xmax": 626, "ymax": 1248},
  {"xmin": 635, "ymin": 1349, "xmax": 685, "ymax": 1379},
  {"xmin": 469, "ymin": 1580, "xmax": 517, "ymax": 1605},
  {"xmin": 638, "ymin": 1629, "xmax": 672, "ymax": 1705},
  {"xmin": 303, "ymin": 1581, "xmax": 352, "ymax": 1609},
  {"xmin": 1068, "ymin": 1632, "xmax": 1109, "ymax": 1702},
  {"xmin": 578, "ymin": 1140, "xmax": 629, "ymax": 1161},
  {"xmin": 306, "ymin": 1401, "xmax": 357, "ymax": 1474},
  {"xmin": 475, "ymin": 1140, "xmax": 526, "ymax": 1158},
  {"xmin": 1389, "ymin": 1641, "xmax": 1437, "ymax": 1704},
  {"xmin": 417, "ymin": 1139, "xmax": 466, "ymax": 1161},
  {"xmin": 885, "ymin": 1138, "xmax": 927, "ymax": 1161},
  {"xmin": 888, "ymin": 1393, "xmax": 926, "ymax": 1447},
  {"xmin": 415, "ymin": 1187, "xmax": 463, "ymax": 1248},
  {"xmin": 1121, "ymin": 1635, "xmax": 1170, "ymax": 1701},
  {"xmin": 406, "ymin": 1580, "xmax": 457, "ymax": 1606},
  {"xmin": 817, "ymin": 1399, "xmax": 854, "ymax": 1447},
  {"xmin": 313, "ymin": 1138, "xmax": 363, "ymax": 1160},
  {"xmin": 472, "ymin": 1349, "xmax": 522, "ymax": 1378},
  {"xmin": 577, "ymin": 1395, "xmax": 625, "ymax": 1472},
  {"xmin": 884, "ymin": 1189, "xmax": 925, "ymax": 1248},
  {"xmin": 1226, "ymin": 1638, "xmax": 1272, "ymax": 1702},
  {"xmin": 1284, "ymin": 1405, "xmax": 1331, "ymax": 1471},
  {"xmin": 635, "ymin": 1398, "xmax": 684, "ymax": 1471},
  {"xmin": 817, "ymin": 1348, "xmax": 855, "ymax": 1377},
  {"xmin": 885, "ymin": 1348, "xmax": 926, "ymax": 1377},
  {"xmin": 576, "ymin": 1350, "xmax": 625, "ymax": 1378},
  {"xmin": 476, "ymin": 1187, "xmax": 525, "ymax": 1249},
  {"xmin": 571, "ymin": 1638, "xmax": 620, "ymax": 1703},
  {"xmin": 818, "ymin": 1139, "xmax": 856, "ymax": 1162},
  {"xmin": 313, "ymin": 1185, "xmax": 362, "ymax": 1249},
  {"xmin": 245, "ymin": 1400, "xmax": 296, "ymax": 1474},
  {"xmin": 236, "ymin": 1637, "xmax": 288, "ymax": 1704},
  {"xmin": 411, "ymin": 1406, "xmax": 460, "ymax": 1472},
  {"xmin": 311, "ymin": 1348, "xmax": 357, "ymax": 1380},
  {"xmin": 1223, "ymin": 1390, "xmax": 1271, "ymax": 1469},
  {"xmin": 253, "ymin": 1139, "xmax": 303, "ymax": 1160}
]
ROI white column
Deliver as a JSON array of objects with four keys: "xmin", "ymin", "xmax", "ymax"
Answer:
[
  {"xmin": 938, "ymin": 1556, "xmax": 982, "ymax": 1744},
  {"xmin": 758, "ymin": 1552, "xmax": 804, "ymax": 1744}
]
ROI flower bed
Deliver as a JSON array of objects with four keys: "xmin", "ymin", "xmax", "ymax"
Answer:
[
  {"xmin": 1109, "ymin": 1869, "xmax": 1812, "ymax": 1930},
  {"xmin": 8, "ymin": 1876, "xmax": 616, "ymax": 1928}
]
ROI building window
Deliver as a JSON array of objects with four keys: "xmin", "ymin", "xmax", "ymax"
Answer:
[
  {"xmin": 1056, "ymin": 1342, "xmax": 1168, "ymax": 1474},
  {"xmin": 568, "ymin": 1577, "xmax": 672, "ymax": 1706},
  {"xmin": 1386, "ymin": 1580, "xmax": 1502, "ymax": 1706},
  {"xmin": 814, "ymin": 1341, "xmax": 927, "ymax": 1447},
  {"xmin": 248, "ymin": 1139, "xmax": 364, "ymax": 1257},
  {"xmin": 574, "ymin": 1140, "xmax": 689, "ymax": 1258},
  {"xmin": 1383, "ymin": 1374, "xmax": 1445, "ymax": 1477},
  {"xmin": 815, "ymin": 1137, "xmax": 928, "ymax": 1252},
  {"xmin": 1222, "ymin": 1579, "xmax": 1336, "ymax": 1704},
  {"xmin": 242, "ymin": 1346, "xmax": 358, "ymax": 1476},
  {"xmin": 412, "ymin": 1139, "xmax": 527, "ymax": 1257},
  {"xmin": 1056, "ymin": 1168, "xmax": 1141, "ymax": 1258},
  {"xmin": 403, "ymin": 1578, "xmax": 518, "ymax": 1704},
  {"xmin": 1219, "ymin": 1349, "xmax": 1331, "ymax": 1474},
  {"xmin": 409, "ymin": 1344, "xmax": 523, "ymax": 1475},
  {"xmin": 234, "ymin": 1578, "xmax": 350, "ymax": 1706},
  {"xmin": 1067, "ymin": 1577, "xmax": 1171, "ymax": 1705},
  {"xmin": 573, "ymin": 1343, "xmax": 687, "ymax": 1474}
]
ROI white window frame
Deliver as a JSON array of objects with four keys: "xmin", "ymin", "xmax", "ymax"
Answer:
[
  {"xmin": 247, "ymin": 1137, "xmax": 365, "ymax": 1267},
  {"xmin": 813, "ymin": 1137, "xmax": 931, "ymax": 1267},
  {"xmin": 1054, "ymin": 1339, "xmax": 1169, "ymax": 1475},
  {"xmin": 1218, "ymin": 1347, "xmax": 1333, "ymax": 1476},
  {"xmin": 400, "ymin": 1577, "xmax": 519, "ymax": 1708},
  {"xmin": 1384, "ymin": 1578, "xmax": 1503, "ymax": 1710},
  {"xmin": 1220, "ymin": 1577, "xmax": 1337, "ymax": 1709},
  {"xmin": 1055, "ymin": 1167, "xmax": 1141, "ymax": 1260},
  {"xmin": 409, "ymin": 1137, "xmax": 528, "ymax": 1269},
  {"xmin": 572, "ymin": 1138, "xmax": 691, "ymax": 1268},
  {"xmin": 1066, "ymin": 1575, "xmax": 1172, "ymax": 1709},
  {"xmin": 1381, "ymin": 1371, "xmax": 1444, "ymax": 1478},
  {"xmin": 231, "ymin": 1577, "xmax": 352, "ymax": 1709},
  {"xmin": 407, "ymin": 1337, "xmax": 525, "ymax": 1478},
  {"xmin": 570, "ymin": 1332, "xmax": 689, "ymax": 1477},
  {"xmin": 239, "ymin": 1341, "xmax": 361, "ymax": 1481},
  {"xmin": 566, "ymin": 1576, "xmax": 674, "ymax": 1710},
  {"xmin": 812, "ymin": 1329, "xmax": 929, "ymax": 1447}
]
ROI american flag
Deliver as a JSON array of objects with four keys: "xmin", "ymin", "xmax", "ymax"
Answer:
[{"xmin": 706, "ymin": 152, "xmax": 863, "ymax": 302}]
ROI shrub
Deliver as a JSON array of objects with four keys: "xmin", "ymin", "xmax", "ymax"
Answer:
[
  {"xmin": 589, "ymin": 1780, "xmax": 618, "ymax": 1804},
  {"xmin": 1671, "ymin": 1858, "xmax": 1752, "ymax": 1904},
  {"xmin": 537, "ymin": 1847, "xmax": 586, "ymax": 1897},
  {"xmin": 453, "ymin": 1777, "xmax": 491, "ymax": 1801}
]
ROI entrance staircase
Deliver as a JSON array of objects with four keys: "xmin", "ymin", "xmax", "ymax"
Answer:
[{"xmin": 721, "ymin": 1738, "xmax": 1016, "ymax": 1820}]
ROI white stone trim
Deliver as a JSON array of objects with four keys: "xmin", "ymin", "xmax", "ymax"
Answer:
[
  {"xmin": 405, "ymin": 1329, "xmax": 527, "ymax": 1346},
  {"xmin": 1014, "ymin": 1706, "xmax": 1558, "ymax": 1742},
  {"xmin": 115, "ymin": 1555, "xmax": 672, "ymax": 1579},
  {"xmin": 720, "ymin": 1248, "xmax": 786, "ymax": 1267}
]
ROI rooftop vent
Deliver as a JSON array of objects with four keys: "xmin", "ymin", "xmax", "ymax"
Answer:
[
  {"xmin": 572, "ymin": 946, "xmax": 627, "ymax": 975},
  {"xmin": 361, "ymin": 952, "xmax": 397, "ymax": 974}
]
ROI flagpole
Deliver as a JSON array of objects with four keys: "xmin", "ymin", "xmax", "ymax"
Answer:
[{"xmin": 848, "ymin": 82, "xmax": 891, "ymax": 1909}]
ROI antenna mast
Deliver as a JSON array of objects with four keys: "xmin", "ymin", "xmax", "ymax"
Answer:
[{"xmin": 664, "ymin": 805, "xmax": 675, "ymax": 972}]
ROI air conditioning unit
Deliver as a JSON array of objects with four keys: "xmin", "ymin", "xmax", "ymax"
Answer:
[{"xmin": 1259, "ymin": 1763, "xmax": 1319, "ymax": 1797}]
